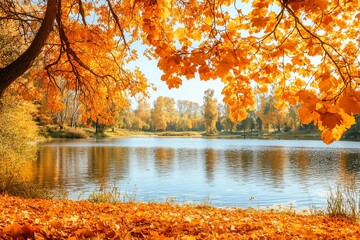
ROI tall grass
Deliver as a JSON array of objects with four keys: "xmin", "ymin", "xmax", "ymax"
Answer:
[
  {"xmin": 326, "ymin": 183, "xmax": 360, "ymax": 222},
  {"xmin": 44, "ymin": 126, "xmax": 89, "ymax": 139},
  {"xmin": 0, "ymin": 179, "xmax": 51, "ymax": 199},
  {"xmin": 86, "ymin": 184, "xmax": 137, "ymax": 204}
]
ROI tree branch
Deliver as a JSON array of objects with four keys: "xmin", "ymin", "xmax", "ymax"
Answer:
[{"xmin": 0, "ymin": 0, "xmax": 58, "ymax": 97}]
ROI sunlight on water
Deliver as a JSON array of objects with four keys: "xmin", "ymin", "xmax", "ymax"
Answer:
[{"xmin": 35, "ymin": 138, "xmax": 360, "ymax": 209}]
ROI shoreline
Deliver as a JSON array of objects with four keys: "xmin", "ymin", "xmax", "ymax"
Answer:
[
  {"xmin": 41, "ymin": 125, "xmax": 328, "ymax": 140},
  {"xmin": 38, "ymin": 126, "xmax": 359, "ymax": 144}
]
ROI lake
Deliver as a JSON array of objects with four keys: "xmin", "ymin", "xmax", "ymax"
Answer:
[{"xmin": 34, "ymin": 137, "xmax": 360, "ymax": 209}]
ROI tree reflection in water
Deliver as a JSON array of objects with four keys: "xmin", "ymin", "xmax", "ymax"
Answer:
[
  {"xmin": 34, "ymin": 138, "xmax": 360, "ymax": 208},
  {"xmin": 204, "ymin": 149, "xmax": 217, "ymax": 183},
  {"xmin": 154, "ymin": 148, "xmax": 175, "ymax": 176}
]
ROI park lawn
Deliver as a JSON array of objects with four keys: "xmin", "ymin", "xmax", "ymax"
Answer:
[{"xmin": 1, "ymin": 195, "xmax": 360, "ymax": 239}]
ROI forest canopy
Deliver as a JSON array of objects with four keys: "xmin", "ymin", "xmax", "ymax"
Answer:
[{"xmin": 0, "ymin": 0, "xmax": 359, "ymax": 143}]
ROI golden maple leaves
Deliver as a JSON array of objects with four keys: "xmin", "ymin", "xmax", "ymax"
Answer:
[
  {"xmin": 2, "ymin": 0, "xmax": 359, "ymax": 143},
  {"xmin": 136, "ymin": 0, "xmax": 360, "ymax": 143},
  {"xmin": 296, "ymin": 89, "xmax": 356, "ymax": 144},
  {"xmin": 36, "ymin": 0, "xmax": 150, "ymax": 126}
]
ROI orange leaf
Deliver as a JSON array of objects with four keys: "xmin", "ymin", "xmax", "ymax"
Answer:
[
  {"xmin": 338, "ymin": 96, "xmax": 360, "ymax": 115},
  {"xmin": 21, "ymin": 223, "xmax": 37, "ymax": 238},
  {"xmin": 251, "ymin": 17, "xmax": 267, "ymax": 28},
  {"xmin": 320, "ymin": 112, "xmax": 342, "ymax": 129},
  {"xmin": 297, "ymin": 107, "xmax": 313, "ymax": 124},
  {"xmin": 75, "ymin": 228, "xmax": 95, "ymax": 238},
  {"xmin": 174, "ymin": 28, "xmax": 186, "ymax": 40},
  {"xmin": 3, "ymin": 223, "xmax": 23, "ymax": 237},
  {"xmin": 50, "ymin": 220, "xmax": 63, "ymax": 229},
  {"xmin": 296, "ymin": 90, "xmax": 318, "ymax": 107},
  {"xmin": 321, "ymin": 129, "xmax": 335, "ymax": 144},
  {"xmin": 150, "ymin": 230, "xmax": 159, "ymax": 236},
  {"xmin": 318, "ymin": 79, "xmax": 333, "ymax": 92}
]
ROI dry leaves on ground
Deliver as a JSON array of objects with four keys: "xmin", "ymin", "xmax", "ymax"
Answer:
[{"xmin": 1, "ymin": 195, "xmax": 360, "ymax": 239}]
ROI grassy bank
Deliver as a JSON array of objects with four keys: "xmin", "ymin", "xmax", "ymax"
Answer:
[
  {"xmin": 40, "ymin": 126, "xmax": 360, "ymax": 142},
  {"xmin": 41, "ymin": 125, "xmax": 324, "ymax": 140},
  {"xmin": 40, "ymin": 126, "xmax": 205, "ymax": 139},
  {"xmin": 1, "ymin": 194, "xmax": 360, "ymax": 239}
]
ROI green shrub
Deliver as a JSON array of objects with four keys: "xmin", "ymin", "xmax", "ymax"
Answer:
[{"xmin": 284, "ymin": 125, "xmax": 292, "ymax": 132}]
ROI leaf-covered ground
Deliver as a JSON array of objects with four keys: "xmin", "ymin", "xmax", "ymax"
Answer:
[{"xmin": 1, "ymin": 195, "xmax": 360, "ymax": 239}]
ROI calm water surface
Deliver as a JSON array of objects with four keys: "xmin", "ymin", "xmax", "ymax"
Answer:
[{"xmin": 34, "ymin": 137, "xmax": 360, "ymax": 209}]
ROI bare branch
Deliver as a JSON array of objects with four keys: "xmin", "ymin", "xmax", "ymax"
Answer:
[{"xmin": 106, "ymin": 0, "xmax": 129, "ymax": 50}]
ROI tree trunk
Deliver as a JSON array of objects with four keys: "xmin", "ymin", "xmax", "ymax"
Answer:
[
  {"xmin": 95, "ymin": 118, "xmax": 99, "ymax": 133},
  {"xmin": 0, "ymin": 0, "xmax": 58, "ymax": 97}
]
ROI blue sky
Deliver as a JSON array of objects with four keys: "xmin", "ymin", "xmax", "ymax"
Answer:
[
  {"xmin": 139, "ymin": 56, "xmax": 224, "ymax": 105},
  {"xmin": 125, "ymin": 1, "xmax": 257, "ymax": 106},
  {"xmin": 127, "ymin": 43, "xmax": 224, "ymax": 106}
]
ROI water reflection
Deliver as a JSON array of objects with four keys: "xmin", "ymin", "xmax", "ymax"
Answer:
[
  {"xmin": 34, "ymin": 138, "xmax": 360, "ymax": 208},
  {"xmin": 34, "ymin": 146, "xmax": 79, "ymax": 188},
  {"xmin": 291, "ymin": 150, "xmax": 310, "ymax": 182},
  {"xmin": 338, "ymin": 152, "xmax": 360, "ymax": 187},
  {"xmin": 177, "ymin": 148, "xmax": 199, "ymax": 170},
  {"xmin": 204, "ymin": 149, "xmax": 217, "ymax": 183},
  {"xmin": 258, "ymin": 148, "xmax": 286, "ymax": 188},
  {"xmin": 135, "ymin": 147, "xmax": 150, "ymax": 165},
  {"xmin": 224, "ymin": 150, "xmax": 254, "ymax": 181},
  {"xmin": 87, "ymin": 147, "xmax": 130, "ymax": 182},
  {"xmin": 154, "ymin": 148, "xmax": 175, "ymax": 176}
]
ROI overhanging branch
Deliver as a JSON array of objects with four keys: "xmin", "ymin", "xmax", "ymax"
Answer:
[{"xmin": 0, "ymin": 0, "xmax": 59, "ymax": 97}]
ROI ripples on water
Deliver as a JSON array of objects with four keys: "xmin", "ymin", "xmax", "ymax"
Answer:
[{"xmin": 34, "ymin": 138, "xmax": 360, "ymax": 209}]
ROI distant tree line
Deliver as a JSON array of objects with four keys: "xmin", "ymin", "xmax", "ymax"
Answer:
[{"xmin": 34, "ymin": 88, "xmax": 359, "ymax": 138}]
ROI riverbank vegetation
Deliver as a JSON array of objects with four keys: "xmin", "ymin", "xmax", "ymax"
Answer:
[
  {"xmin": 1, "ymin": 0, "xmax": 360, "ymax": 145},
  {"xmin": 37, "ymin": 91, "xmax": 359, "ymax": 141},
  {"xmin": 0, "ymin": 96, "xmax": 51, "ymax": 199}
]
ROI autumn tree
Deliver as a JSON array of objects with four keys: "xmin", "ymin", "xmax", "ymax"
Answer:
[
  {"xmin": 116, "ymin": 109, "xmax": 135, "ymax": 130},
  {"xmin": 133, "ymin": 101, "xmax": 151, "ymax": 131},
  {"xmin": 288, "ymin": 104, "xmax": 301, "ymax": 130},
  {"xmin": 176, "ymin": 100, "xmax": 202, "ymax": 131},
  {"xmin": 237, "ymin": 111, "xmax": 256, "ymax": 133},
  {"xmin": 0, "ymin": 16, "xmax": 42, "ymax": 101},
  {"xmin": 203, "ymin": 89, "xmax": 218, "ymax": 135},
  {"xmin": 152, "ymin": 97, "xmax": 168, "ymax": 131},
  {"xmin": 0, "ymin": 0, "xmax": 149, "ymax": 127},
  {"xmin": 0, "ymin": 96, "xmax": 38, "ymax": 194},
  {"xmin": 163, "ymin": 97, "xmax": 178, "ymax": 131},
  {"xmin": 257, "ymin": 95, "xmax": 288, "ymax": 132},
  {"xmin": 218, "ymin": 103, "xmax": 235, "ymax": 132},
  {"xmin": 0, "ymin": 22, "xmax": 22, "ymax": 68},
  {"xmin": 143, "ymin": 0, "xmax": 360, "ymax": 143},
  {"xmin": 52, "ymin": 89, "xmax": 81, "ymax": 129},
  {"xmin": 256, "ymin": 117, "xmax": 263, "ymax": 132},
  {"xmin": 1, "ymin": 0, "xmax": 360, "ymax": 143}
]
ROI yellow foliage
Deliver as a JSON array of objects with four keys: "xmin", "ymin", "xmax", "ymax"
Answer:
[
  {"xmin": 0, "ymin": 96, "xmax": 38, "ymax": 188},
  {"xmin": 174, "ymin": 28, "xmax": 186, "ymax": 40},
  {"xmin": 1, "ymin": 0, "xmax": 359, "ymax": 143}
]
